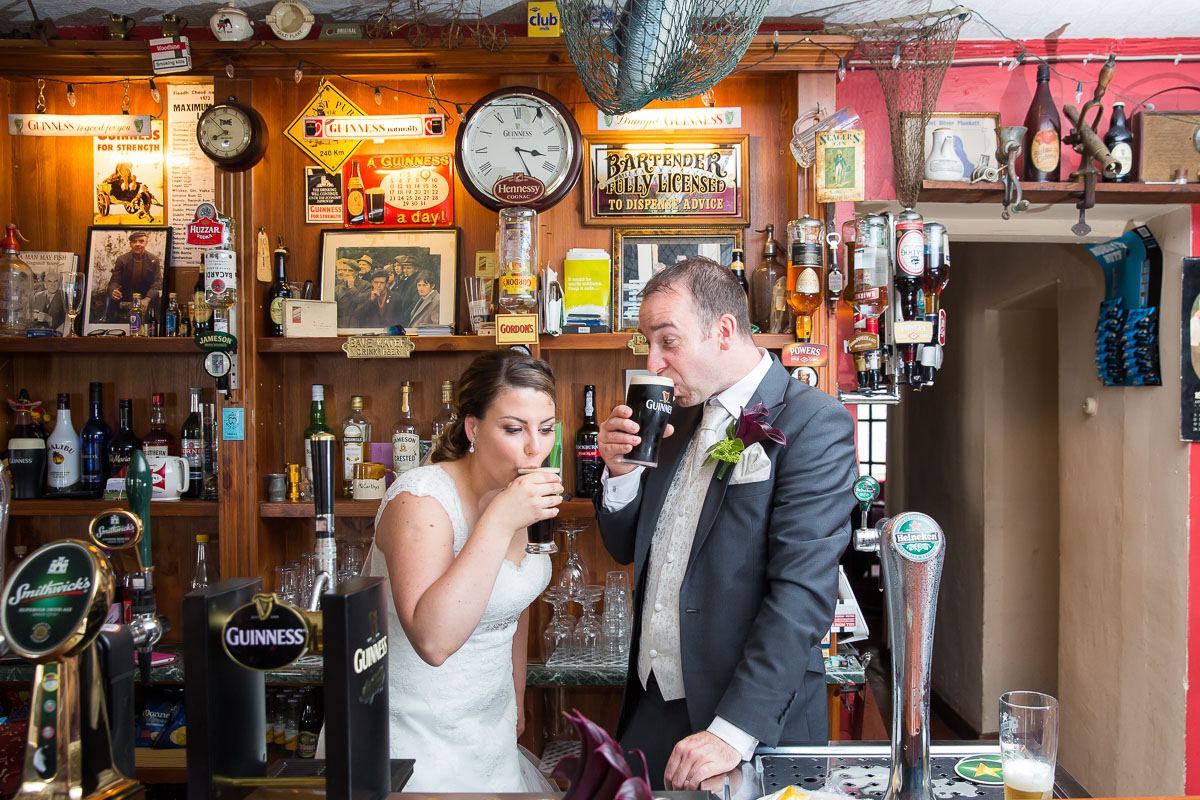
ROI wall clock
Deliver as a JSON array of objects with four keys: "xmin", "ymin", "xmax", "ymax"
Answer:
[
  {"xmin": 196, "ymin": 97, "xmax": 268, "ymax": 172},
  {"xmin": 454, "ymin": 86, "xmax": 582, "ymax": 211}
]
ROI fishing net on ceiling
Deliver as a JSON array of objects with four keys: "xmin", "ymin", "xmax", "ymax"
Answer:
[
  {"xmin": 827, "ymin": 6, "xmax": 970, "ymax": 208},
  {"xmin": 559, "ymin": 0, "xmax": 770, "ymax": 114}
]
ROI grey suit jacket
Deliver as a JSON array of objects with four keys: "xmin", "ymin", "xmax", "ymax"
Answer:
[{"xmin": 597, "ymin": 357, "xmax": 857, "ymax": 746}]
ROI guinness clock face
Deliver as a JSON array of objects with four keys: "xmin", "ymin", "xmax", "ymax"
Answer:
[
  {"xmin": 454, "ymin": 86, "xmax": 582, "ymax": 211},
  {"xmin": 196, "ymin": 98, "xmax": 268, "ymax": 172}
]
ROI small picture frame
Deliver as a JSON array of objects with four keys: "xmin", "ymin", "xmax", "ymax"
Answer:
[
  {"xmin": 909, "ymin": 112, "xmax": 1001, "ymax": 181},
  {"xmin": 613, "ymin": 227, "xmax": 743, "ymax": 332},
  {"xmin": 82, "ymin": 227, "xmax": 171, "ymax": 336},
  {"xmin": 22, "ymin": 251, "xmax": 78, "ymax": 335},
  {"xmin": 319, "ymin": 227, "xmax": 459, "ymax": 335}
]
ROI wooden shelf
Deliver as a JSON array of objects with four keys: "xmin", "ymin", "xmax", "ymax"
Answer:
[
  {"xmin": 0, "ymin": 337, "xmax": 202, "ymax": 354},
  {"xmin": 12, "ymin": 499, "xmax": 218, "ymax": 517},
  {"xmin": 920, "ymin": 179, "xmax": 1200, "ymax": 205},
  {"xmin": 259, "ymin": 333, "xmax": 797, "ymax": 353},
  {"xmin": 261, "ymin": 497, "xmax": 596, "ymax": 519}
]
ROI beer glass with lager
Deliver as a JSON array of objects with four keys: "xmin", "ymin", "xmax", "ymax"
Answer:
[
  {"xmin": 999, "ymin": 691, "xmax": 1058, "ymax": 800},
  {"xmin": 622, "ymin": 375, "xmax": 674, "ymax": 467}
]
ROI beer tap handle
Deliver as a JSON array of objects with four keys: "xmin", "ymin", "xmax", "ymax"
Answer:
[
  {"xmin": 125, "ymin": 450, "xmax": 152, "ymax": 573},
  {"xmin": 309, "ymin": 433, "xmax": 338, "ymax": 608}
]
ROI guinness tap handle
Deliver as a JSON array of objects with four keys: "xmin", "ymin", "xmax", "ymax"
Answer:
[{"xmin": 310, "ymin": 434, "xmax": 335, "ymax": 521}]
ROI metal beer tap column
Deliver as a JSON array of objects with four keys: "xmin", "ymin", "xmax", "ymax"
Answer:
[
  {"xmin": 308, "ymin": 433, "xmax": 338, "ymax": 610},
  {"xmin": 854, "ymin": 511, "xmax": 946, "ymax": 800}
]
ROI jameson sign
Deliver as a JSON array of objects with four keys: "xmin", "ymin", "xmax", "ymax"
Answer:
[{"xmin": 2, "ymin": 542, "xmax": 98, "ymax": 657}]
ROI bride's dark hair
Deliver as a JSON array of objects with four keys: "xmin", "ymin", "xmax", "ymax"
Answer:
[{"xmin": 430, "ymin": 349, "xmax": 556, "ymax": 463}]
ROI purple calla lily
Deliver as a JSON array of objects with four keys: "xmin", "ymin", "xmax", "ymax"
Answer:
[{"xmin": 735, "ymin": 403, "xmax": 787, "ymax": 447}]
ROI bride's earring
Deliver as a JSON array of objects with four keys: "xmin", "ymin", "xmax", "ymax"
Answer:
[{"xmin": 468, "ymin": 439, "xmax": 475, "ymax": 454}]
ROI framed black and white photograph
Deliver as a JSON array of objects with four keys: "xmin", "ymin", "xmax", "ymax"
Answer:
[
  {"xmin": 319, "ymin": 228, "xmax": 459, "ymax": 335},
  {"xmin": 82, "ymin": 227, "xmax": 171, "ymax": 335},
  {"xmin": 22, "ymin": 251, "xmax": 78, "ymax": 335},
  {"xmin": 613, "ymin": 227, "xmax": 743, "ymax": 331}
]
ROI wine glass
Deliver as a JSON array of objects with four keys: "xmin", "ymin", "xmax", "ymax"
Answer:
[
  {"xmin": 541, "ymin": 586, "xmax": 574, "ymax": 661},
  {"xmin": 556, "ymin": 518, "xmax": 591, "ymax": 601},
  {"xmin": 573, "ymin": 585, "xmax": 604, "ymax": 650},
  {"xmin": 61, "ymin": 272, "xmax": 85, "ymax": 337}
]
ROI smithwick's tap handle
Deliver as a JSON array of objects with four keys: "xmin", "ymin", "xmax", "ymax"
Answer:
[{"xmin": 310, "ymin": 434, "xmax": 336, "ymax": 523}]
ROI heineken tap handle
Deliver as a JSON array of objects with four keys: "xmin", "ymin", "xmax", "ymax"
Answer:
[{"xmin": 851, "ymin": 475, "xmax": 881, "ymax": 552}]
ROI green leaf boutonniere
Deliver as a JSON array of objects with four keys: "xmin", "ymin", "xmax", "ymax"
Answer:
[{"xmin": 704, "ymin": 403, "xmax": 786, "ymax": 480}]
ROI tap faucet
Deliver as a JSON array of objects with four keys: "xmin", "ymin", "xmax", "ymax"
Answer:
[
  {"xmin": 855, "ymin": 512, "xmax": 946, "ymax": 800},
  {"xmin": 308, "ymin": 434, "xmax": 338, "ymax": 610}
]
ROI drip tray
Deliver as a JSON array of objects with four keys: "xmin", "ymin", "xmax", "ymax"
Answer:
[{"xmin": 755, "ymin": 744, "xmax": 1087, "ymax": 800}]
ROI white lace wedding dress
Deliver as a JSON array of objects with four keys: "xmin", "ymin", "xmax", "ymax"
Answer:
[{"xmin": 364, "ymin": 464, "xmax": 554, "ymax": 792}]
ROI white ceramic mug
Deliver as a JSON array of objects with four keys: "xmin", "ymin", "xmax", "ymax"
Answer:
[{"xmin": 150, "ymin": 455, "xmax": 190, "ymax": 501}]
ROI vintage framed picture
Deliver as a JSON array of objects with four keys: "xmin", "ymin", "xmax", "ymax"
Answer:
[
  {"xmin": 23, "ymin": 251, "xmax": 78, "ymax": 334},
  {"xmin": 613, "ymin": 227, "xmax": 743, "ymax": 331},
  {"xmin": 815, "ymin": 129, "xmax": 865, "ymax": 202},
  {"xmin": 583, "ymin": 133, "xmax": 750, "ymax": 226},
  {"xmin": 319, "ymin": 227, "xmax": 459, "ymax": 335},
  {"xmin": 82, "ymin": 227, "xmax": 171, "ymax": 335},
  {"xmin": 907, "ymin": 112, "xmax": 1001, "ymax": 181}
]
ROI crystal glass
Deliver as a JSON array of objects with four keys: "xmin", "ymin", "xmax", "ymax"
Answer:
[
  {"xmin": 541, "ymin": 585, "xmax": 574, "ymax": 661},
  {"xmin": 556, "ymin": 518, "xmax": 590, "ymax": 600},
  {"xmin": 573, "ymin": 584, "xmax": 604, "ymax": 650},
  {"xmin": 61, "ymin": 272, "xmax": 85, "ymax": 337},
  {"xmin": 999, "ymin": 691, "xmax": 1059, "ymax": 800},
  {"xmin": 275, "ymin": 565, "xmax": 299, "ymax": 606}
]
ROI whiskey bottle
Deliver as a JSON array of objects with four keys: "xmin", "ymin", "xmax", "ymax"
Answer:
[
  {"xmin": 46, "ymin": 393, "xmax": 80, "ymax": 493},
  {"xmin": 430, "ymin": 380, "xmax": 457, "ymax": 450},
  {"xmin": 143, "ymin": 392, "xmax": 176, "ymax": 459},
  {"xmin": 304, "ymin": 384, "xmax": 334, "ymax": 485},
  {"xmin": 181, "ymin": 387, "xmax": 203, "ymax": 498},
  {"xmin": 266, "ymin": 239, "xmax": 292, "ymax": 337},
  {"xmin": 785, "ymin": 216, "xmax": 824, "ymax": 342},
  {"xmin": 341, "ymin": 395, "xmax": 371, "ymax": 497},
  {"xmin": 106, "ymin": 398, "xmax": 141, "ymax": 480},
  {"xmin": 575, "ymin": 384, "xmax": 602, "ymax": 499},
  {"xmin": 1022, "ymin": 64, "xmax": 1061, "ymax": 181},
  {"xmin": 80, "ymin": 382, "xmax": 112, "ymax": 498},
  {"xmin": 347, "ymin": 162, "xmax": 366, "ymax": 226},
  {"xmin": 391, "ymin": 382, "xmax": 420, "ymax": 475}
]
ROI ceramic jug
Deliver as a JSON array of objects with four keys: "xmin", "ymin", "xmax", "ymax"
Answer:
[{"xmin": 925, "ymin": 128, "xmax": 965, "ymax": 181}]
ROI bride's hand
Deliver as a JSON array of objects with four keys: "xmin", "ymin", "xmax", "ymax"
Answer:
[{"xmin": 483, "ymin": 471, "xmax": 563, "ymax": 532}]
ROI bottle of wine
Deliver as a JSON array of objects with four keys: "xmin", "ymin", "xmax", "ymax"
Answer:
[
  {"xmin": 46, "ymin": 392, "xmax": 80, "ymax": 493},
  {"xmin": 575, "ymin": 384, "xmax": 601, "ymax": 499},
  {"xmin": 143, "ymin": 392, "xmax": 176, "ymax": 458},
  {"xmin": 304, "ymin": 384, "xmax": 334, "ymax": 486},
  {"xmin": 347, "ymin": 162, "xmax": 366, "ymax": 225},
  {"xmin": 80, "ymin": 382, "xmax": 112, "ymax": 498},
  {"xmin": 266, "ymin": 238, "xmax": 293, "ymax": 337},
  {"xmin": 1103, "ymin": 101, "xmax": 1134, "ymax": 183},
  {"xmin": 106, "ymin": 398, "xmax": 141, "ymax": 480},
  {"xmin": 341, "ymin": 395, "xmax": 371, "ymax": 497},
  {"xmin": 181, "ymin": 387, "xmax": 203, "ymax": 498},
  {"xmin": 1022, "ymin": 64, "xmax": 1061, "ymax": 182},
  {"xmin": 391, "ymin": 382, "xmax": 420, "ymax": 475}
]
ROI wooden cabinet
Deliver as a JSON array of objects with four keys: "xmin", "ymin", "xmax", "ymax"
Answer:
[{"xmin": 0, "ymin": 35, "xmax": 848, "ymax": 739}]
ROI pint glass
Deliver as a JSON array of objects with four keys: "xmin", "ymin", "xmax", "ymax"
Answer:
[
  {"xmin": 622, "ymin": 375, "xmax": 674, "ymax": 467},
  {"xmin": 519, "ymin": 467, "xmax": 560, "ymax": 554},
  {"xmin": 999, "ymin": 691, "xmax": 1058, "ymax": 800}
]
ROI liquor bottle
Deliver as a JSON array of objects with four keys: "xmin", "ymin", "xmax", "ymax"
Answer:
[
  {"xmin": 0, "ymin": 224, "xmax": 34, "ymax": 336},
  {"xmin": 129, "ymin": 293, "xmax": 143, "ymax": 336},
  {"xmin": 143, "ymin": 392, "xmax": 176, "ymax": 458},
  {"xmin": 575, "ymin": 384, "xmax": 602, "ymax": 499},
  {"xmin": 893, "ymin": 208, "xmax": 926, "ymax": 384},
  {"xmin": 205, "ymin": 248, "xmax": 238, "ymax": 311},
  {"xmin": 341, "ymin": 395, "xmax": 371, "ymax": 497},
  {"xmin": 181, "ymin": 388, "xmax": 203, "ymax": 498},
  {"xmin": 164, "ymin": 293, "xmax": 181, "ymax": 337},
  {"xmin": 304, "ymin": 384, "xmax": 334, "ymax": 485},
  {"xmin": 46, "ymin": 392, "xmax": 80, "ymax": 493},
  {"xmin": 1022, "ymin": 64, "xmax": 1061, "ymax": 181},
  {"xmin": 496, "ymin": 206, "xmax": 539, "ymax": 315},
  {"xmin": 853, "ymin": 215, "xmax": 892, "ymax": 392},
  {"xmin": 202, "ymin": 401, "xmax": 219, "ymax": 500},
  {"xmin": 1103, "ymin": 101, "xmax": 1134, "ymax": 183},
  {"xmin": 391, "ymin": 382, "xmax": 421, "ymax": 475},
  {"xmin": 179, "ymin": 303, "xmax": 192, "ymax": 338},
  {"xmin": 785, "ymin": 216, "xmax": 824, "ymax": 342},
  {"xmin": 8, "ymin": 410, "xmax": 44, "ymax": 499},
  {"xmin": 80, "ymin": 382, "xmax": 112, "ymax": 498},
  {"xmin": 430, "ymin": 380, "xmax": 457, "ymax": 449},
  {"xmin": 729, "ymin": 248, "xmax": 749, "ymax": 296},
  {"xmin": 266, "ymin": 239, "xmax": 293, "ymax": 337},
  {"xmin": 193, "ymin": 258, "xmax": 213, "ymax": 335},
  {"xmin": 191, "ymin": 533, "xmax": 216, "ymax": 589},
  {"xmin": 15, "ymin": 389, "xmax": 46, "ymax": 439},
  {"xmin": 921, "ymin": 223, "xmax": 950, "ymax": 386},
  {"xmin": 106, "ymin": 399, "xmax": 141, "ymax": 480},
  {"xmin": 297, "ymin": 688, "xmax": 321, "ymax": 759},
  {"xmin": 750, "ymin": 225, "xmax": 788, "ymax": 334},
  {"xmin": 347, "ymin": 162, "xmax": 366, "ymax": 226}
]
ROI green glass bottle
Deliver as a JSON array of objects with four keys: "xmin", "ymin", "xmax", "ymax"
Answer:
[{"xmin": 304, "ymin": 384, "xmax": 334, "ymax": 485}]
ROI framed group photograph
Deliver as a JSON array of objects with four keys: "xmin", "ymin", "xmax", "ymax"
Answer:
[
  {"xmin": 319, "ymin": 227, "xmax": 459, "ymax": 335},
  {"xmin": 82, "ymin": 227, "xmax": 171, "ymax": 335},
  {"xmin": 613, "ymin": 227, "xmax": 743, "ymax": 331}
]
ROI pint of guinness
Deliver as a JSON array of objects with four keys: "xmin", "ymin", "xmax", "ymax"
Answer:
[{"xmin": 623, "ymin": 375, "xmax": 674, "ymax": 467}]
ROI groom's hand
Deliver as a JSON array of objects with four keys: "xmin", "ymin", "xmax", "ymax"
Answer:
[
  {"xmin": 599, "ymin": 405, "xmax": 673, "ymax": 477},
  {"xmin": 664, "ymin": 731, "xmax": 740, "ymax": 791}
]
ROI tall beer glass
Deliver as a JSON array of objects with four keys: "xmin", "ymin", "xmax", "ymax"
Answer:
[
  {"xmin": 999, "ymin": 691, "xmax": 1058, "ymax": 800},
  {"xmin": 622, "ymin": 375, "xmax": 674, "ymax": 467}
]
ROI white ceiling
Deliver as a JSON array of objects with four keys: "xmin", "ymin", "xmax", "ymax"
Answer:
[{"xmin": 2, "ymin": 0, "xmax": 1196, "ymax": 41}]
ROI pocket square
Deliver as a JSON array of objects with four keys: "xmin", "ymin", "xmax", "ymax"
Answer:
[{"xmin": 729, "ymin": 442, "xmax": 772, "ymax": 484}]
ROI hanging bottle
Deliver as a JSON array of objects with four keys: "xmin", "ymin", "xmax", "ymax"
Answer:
[
  {"xmin": 496, "ymin": 207, "xmax": 538, "ymax": 315},
  {"xmin": 785, "ymin": 216, "xmax": 824, "ymax": 342}
]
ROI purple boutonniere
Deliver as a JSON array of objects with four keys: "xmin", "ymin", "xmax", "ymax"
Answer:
[{"xmin": 703, "ymin": 402, "xmax": 786, "ymax": 480}]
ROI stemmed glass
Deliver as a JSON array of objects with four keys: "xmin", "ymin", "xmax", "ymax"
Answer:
[
  {"xmin": 541, "ymin": 585, "xmax": 574, "ymax": 661},
  {"xmin": 572, "ymin": 585, "xmax": 604, "ymax": 650},
  {"xmin": 556, "ymin": 518, "xmax": 591, "ymax": 600},
  {"xmin": 61, "ymin": 272, "xmax": 85, "ymax": 337}
]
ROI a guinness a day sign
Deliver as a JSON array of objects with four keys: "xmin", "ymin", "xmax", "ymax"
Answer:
[
  {"xmin": 222, "ymin": 593, "xmax": 311, "ymax": 671},
  {"xmin": 1, "ymin": 540, "xmax": 113, "ymax": 661}
]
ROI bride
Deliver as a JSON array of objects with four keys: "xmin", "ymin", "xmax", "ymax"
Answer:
[{"xmin": 366, "ymin": 350, "xmax": 562, "ymax": 791}]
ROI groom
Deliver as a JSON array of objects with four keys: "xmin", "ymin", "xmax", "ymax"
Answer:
[{"xmin": 596, "ymin": 256, "xmax": 857, "ymax": 790}]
